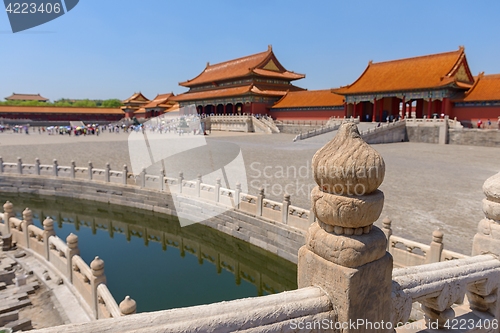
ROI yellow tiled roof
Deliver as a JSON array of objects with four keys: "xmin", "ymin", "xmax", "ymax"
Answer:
[
  {"xmin": 272, "ymin": 90, "xmax": 344, "ymax": 108},
  {"xmin": 334, "ymin": 48, "xmax": 473, "ymax": 94},
  {"xmin": 462, "ymin": 73, "xmax": 500, "ymax": 102}
]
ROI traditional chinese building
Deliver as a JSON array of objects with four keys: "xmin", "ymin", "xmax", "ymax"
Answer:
[
  {"xmin": 5, "ymin": 93, "xmax": 49, "ymax": 102},
  {"xmin": 453, "ymin": 73, "xmax": 500, "ymax": 123},
  {"xmin": 141, "ymin": 93, "xmax": 177, "ymax": 118},
  {"xmin": 270, "ymin": 89, "xmax": 344, "ymax": 120},
  {"xmin": 171, "ymin": 46, "xmax": 305, "ymax": 115},
  {"xmin": 121, "ymin": 92, "xmax": 149, "ymax": 118},
  {"xmin": 333, "ymin": 47, "xmax": 475, "ymax": 122}
]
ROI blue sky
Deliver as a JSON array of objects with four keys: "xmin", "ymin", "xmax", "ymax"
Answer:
[{"xmin": 2, "ymin": 1, "xmax": 500, "ymax": 101}]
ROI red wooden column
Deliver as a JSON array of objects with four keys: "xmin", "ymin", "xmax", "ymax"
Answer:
[
  {"xmin": 372, "ymin": 98, "xmax": 377, "ymax": 122},
  {"xmin": 442, "ymin": 97, "xmax": 449, "ymax": 116},
  {"xmin": 402, "ymin": 96, "xmax": 406, "ymax": 119},
  {"xmin": 223, "ymin": 104, "xmax": 226, "ymax": 115},
  {"xmin": 416, "ymin": 100, "xmax": 423, "ymax": 118},
  {"xmin": 427, "ymin": 98, "xmax": 432, "ymax": 118},
  {"xmin": 353, "ymin": 102, "xmax": 357, "ymax": 118},
  {"xmin": 343, "ymin": 102, "xmax": 347, "ymax": 118},
  {"xmin": 378, "ymin": 98, "xmax": 384, "ymax": 122}
]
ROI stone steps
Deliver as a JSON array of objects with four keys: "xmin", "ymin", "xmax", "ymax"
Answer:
[
  {"xmin": 4, "ymin": 317, "xmax": 32, "ymax": 331},
  {"xmin": 0, "ymin": 250, "xmax": 38, "ymax": 330},
  {"xmin": 0, "ymin": 311, "xmax": 19, "ymax": 327},
  {"xmin": 0, "ymin": 298, "xmax": 32, "ymax": 315}
]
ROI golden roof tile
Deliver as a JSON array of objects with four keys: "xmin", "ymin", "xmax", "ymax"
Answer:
[
  {"xmin": 272, "ymin": 89, "xmax": 344, "ymax": 108},
  {"xmin": 334, "ymin": 48, "xmax": 473, "ymax": 95}
]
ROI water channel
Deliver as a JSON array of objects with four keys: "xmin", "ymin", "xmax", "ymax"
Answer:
[{"xmin": 0, "ymin": 192, "xmax": 297, "ymax": 313}]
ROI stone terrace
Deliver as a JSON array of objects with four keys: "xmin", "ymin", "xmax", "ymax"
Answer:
[{"xmin": 0, "ymin": 129, "xmax": 499, "ymax": 253}]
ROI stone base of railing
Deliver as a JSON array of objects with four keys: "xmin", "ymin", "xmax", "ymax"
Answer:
[
  {"xmin": 28, "ymin": 287, "xmax": 333, "ymax": 333},
  {"xmin": 0, "ymin": 174, "xmax": 305, "ymax": 264}
]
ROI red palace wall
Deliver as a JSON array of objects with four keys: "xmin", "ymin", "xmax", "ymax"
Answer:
[
  {"xmin": 250, "ymin": 102, "xmax": 269, "ymax": 115},
  {"xmin": 269, "ymin": 108, "xmax": 345, "ymax": 120},
  {"xmin": 450, "ymin": 105, "xmax": 500, "ymax": 123},
  {"xmin": 0, "ymin": 105, "xmax": 123, "ymax": 122}
]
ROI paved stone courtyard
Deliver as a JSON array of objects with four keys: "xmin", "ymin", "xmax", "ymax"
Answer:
[{"xmin": 1, "ymin": 128, "xmax": 499, "ymax": 254}]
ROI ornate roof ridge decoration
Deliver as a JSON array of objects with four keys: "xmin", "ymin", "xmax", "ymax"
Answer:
[
  {"xmin": 5, "ymin": 93, "xmax": 49, "ymax": 101},
  {"xmin": 122, "ymin": 92, "xmax": 150, "ymax": 104},
  {"xmin": 460, "ymin": 71, "xmax": 500, "ymax": 102},
  {"xmin": 179, "ymin": 46, "xmax": 304, "ymax": 87},
  {"xmin": 333, "ymin": 47, "xmax": 473, "ymax": 96},
  {"xmin": 170, "ymin": 85, "xmax": 254, "ymax": 102},
  {"xmin": 143, "ymin": 93, "xmax": 175, "ymax": 109}
]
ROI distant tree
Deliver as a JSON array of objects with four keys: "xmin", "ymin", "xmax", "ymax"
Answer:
[
  {"xmin": 54, "ymin": 100, "xmax": 72, "ymax": 107},
  {"xmin": 102, "ymin": 99, "xmax": 122, "ymax": 108},
  {"xmin": 0, "ymin": 97, "xmax": 122, "ymax": 108},
  {"xmin": 73, "ymin": 99, "xmax": 97, "ymax": 107}
]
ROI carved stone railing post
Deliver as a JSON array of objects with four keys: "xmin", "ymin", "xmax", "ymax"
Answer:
[
  {"xmin": 308, "ymin": 204, "xmax": 315, "ymax": 224},
  {"xmin": 215, "ymin": 178, "xmax": 221, "ymax": 202},
  {"xmin": 88, "ymin": 162, "xmax": 93, "ymax": 181},
  {"xmin": 257, "ymin": 188, "xmax": 264, "ymax": 217},
  {"xmin": 70, "ymin": 160, "xmax": 75, "ymax": 179},
  {"xmin": 43, "ymin": 217, "xmax": 56, "ymax": 260},
  {"xmin": 105, "ymin": 163, "xmax": 111, "ymax": 182},
  {"xmin": 17, "ymin": 157, "xmax": 22, "ymax": 174},
  {"xmin": 90, "ymin": 256, "xmax": 107, "ymax": 319},
  {"xmin": 282, "ymin": 194, "xmax": 290, "ymax": 224},
  {"xmin": 66, "ymin": 233, "xmax": 80, "ymax": 283},
  {"xmin": 140, "ymin": 168, "xmax": 146, "ymax": 188},
  {"xmin": 178, "ymin": 172, "xmax": 184, "ymax": 193},
  {"xmin": 119, "ymin": 296, "xmax": 137, "ymax": 316},
  {"xmin": 159, "ymin": 169, "xmax": 165, "ymax": 191},
  {"xmin": 3, "ymin": 201, "xmax": 14, "ymax": 234},
  {"xmin": 35, "ymin": 158, "xmax": 41, "ymax": 175},
  {"xmin": 235, "ymin": 182, "xmax": 241, "ymax": 208},
  {"xmin": 298, "ymin": 123, "xmax": 392, "ymax": 332},
  {"xmin": 196, "ymin": 174, "xmax": 202, "ymax": 197},
  {"xmin": 0, "ymin": 156, "xmax": 3, "ymax": 173},
  {"xmin": 53, "ymin": 159, "xmax": 58, "ymax": 177},
  {"xmin": 382, "ymin": 217, "xmax": 392, "ymax": 251},
  {"xmin": 426, "ymin": 230, "xmax": 444, "ymax": 264},
  {"xmin": 469, "ymin": 171, "xmax": 500, "ymax": 320},
  {"xmin": 122, "ymin": 165, "xmax": 128, "ymax": 185},
  {"xmin": 22, "ymin": 208, "xmax": 33, "ymax": 248}
]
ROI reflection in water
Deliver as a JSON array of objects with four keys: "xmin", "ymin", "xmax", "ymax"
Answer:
[{"xmin": 0, "ymin": 193, "xmax": 297, "ymax": 313}]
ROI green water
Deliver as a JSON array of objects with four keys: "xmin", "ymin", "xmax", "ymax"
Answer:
[{"xmin": 0, "ymin": 193, "xmax": 297, "ymax": 313}]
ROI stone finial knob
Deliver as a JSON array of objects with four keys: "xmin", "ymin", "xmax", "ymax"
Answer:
[
  {"xmin": 23, "ymin": 208, "xmax": 32, "ymax": 219},
  {"xmin": 91, "ymin": 256, "xmax": 105, "ymax": 276},
  {"xmin": 382, "ymin": 217, "xmax": 392, "ymax": 229},
  {"xmin": 482, "ymin": 172, "xmax": 500, "ymax": 221},
  {"xmin": 119, "ymin": 296, "xmax": 137, "ymax": 315},
  {"xmin": 312, "ymin": 122, "xmax": 385, "ymax": 196},
  {"xmin": 66, "ymin": 233, "xmax": 79, "ymax": 249},
  {"xmin": 432, "ymin": 230, "xmax": 444, "ymax": 243},
  {"xmin": 311, "ymin": 123, "xmax": 385, "ymax": 230},
  {"xmin": 43, "ymin": 217, "xmax": 54, "ymax": 231},
  {"xmin": 483, "ymin": 172, "xmax": 500, "ymax": 201},
  {"xmin": 3, "ymin": 201, "xmax": 13, "ymax": 213}
]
